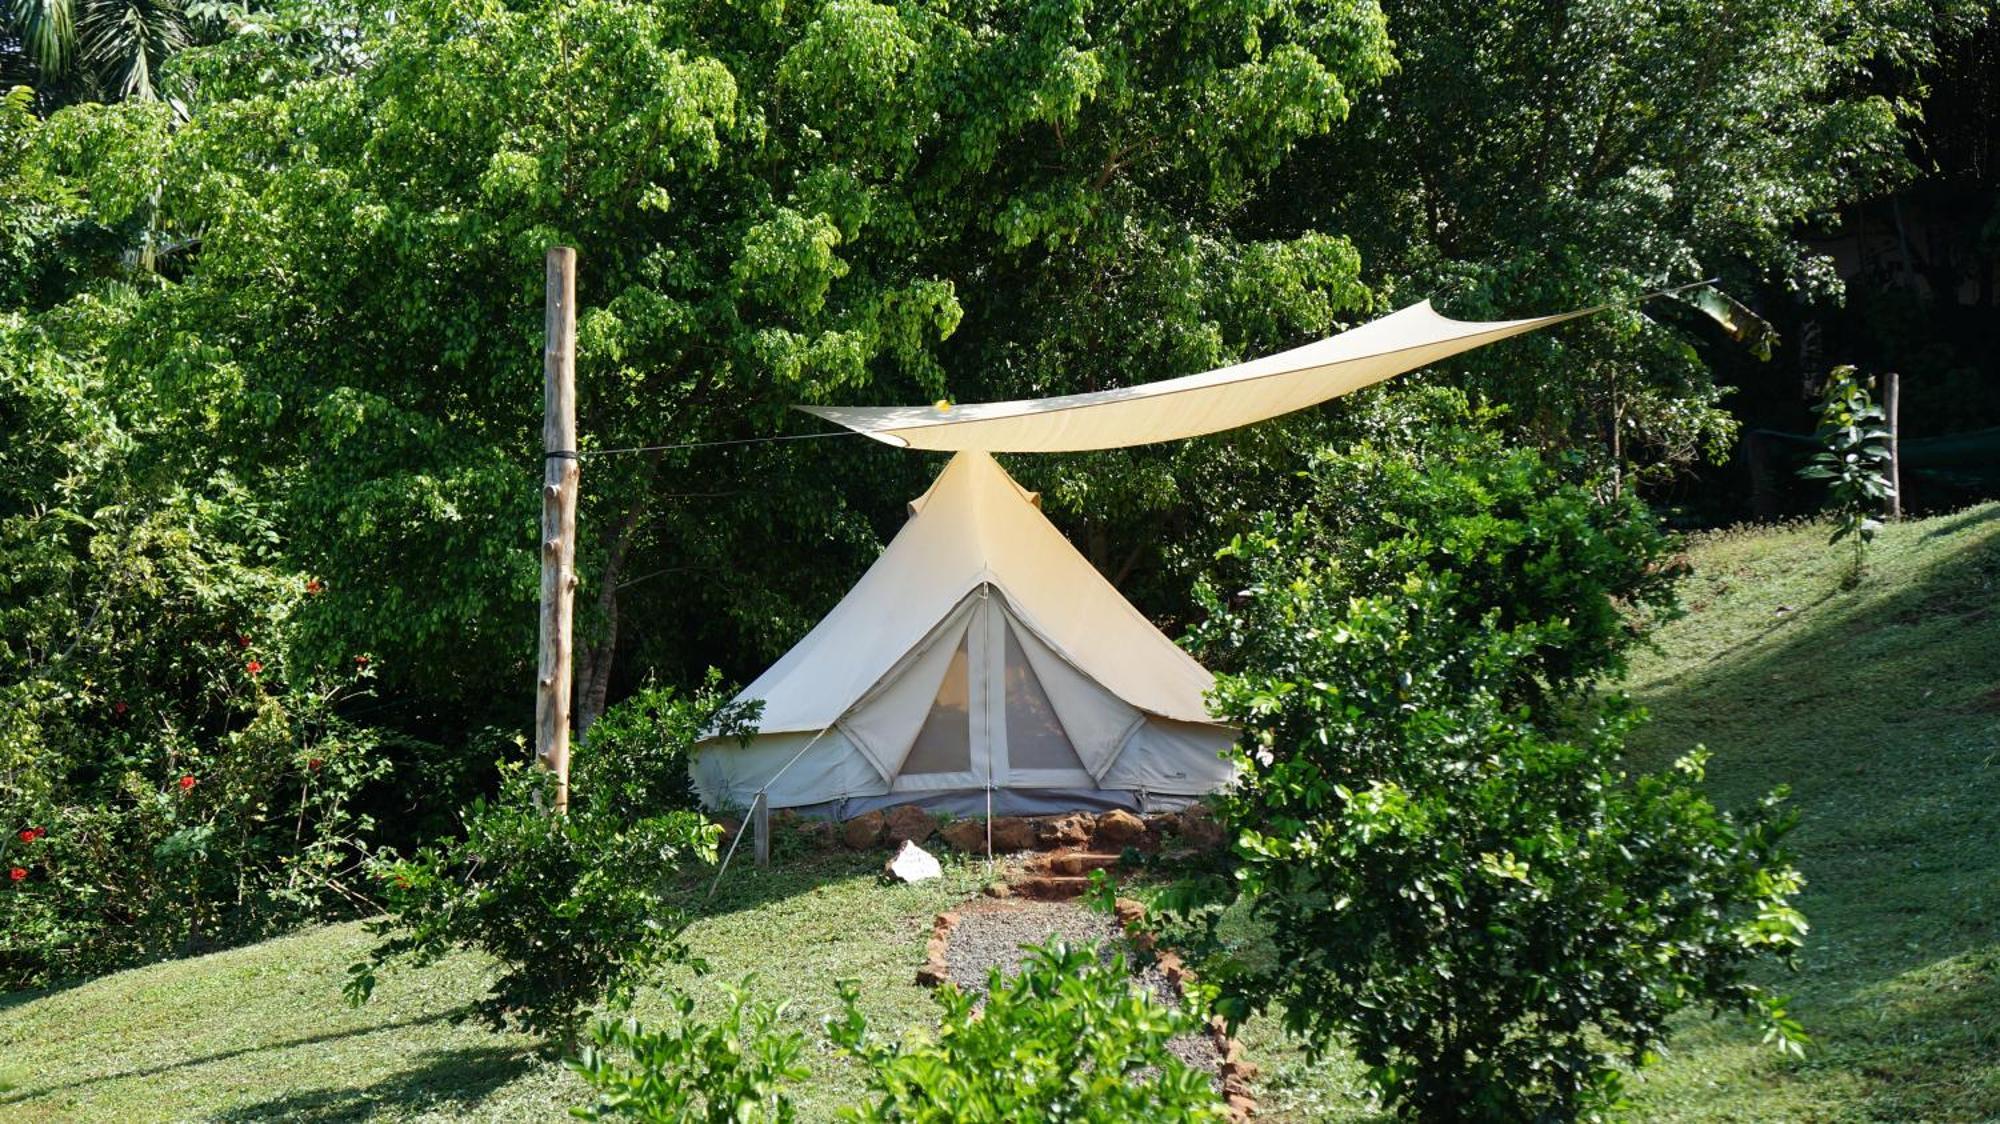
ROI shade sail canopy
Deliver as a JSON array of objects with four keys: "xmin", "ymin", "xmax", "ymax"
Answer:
[{"xmin": 797, "ymin": 298, "xmax": 1596, "ymax": 452}]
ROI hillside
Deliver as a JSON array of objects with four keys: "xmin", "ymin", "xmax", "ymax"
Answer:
[{"xmin": 3, "ymin": 506, "xmax": 1997, "ymax": 1122}]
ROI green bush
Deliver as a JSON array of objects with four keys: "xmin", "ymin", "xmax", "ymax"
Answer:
[
  {"xmin": 2, "ymin": 688, "xmax": 391, "ymax": 988},
  {"xmin": 569, "ymin": 978, "xmax": 808, "ymax": 1122},
  {"xmin": 344, "ymin": 764, "xmax": 718, "ymax": 1052},
  {"xmin": 829, "ymin": 941, "xmax": 1227, "ymax": 1122},
  {"xmin": 1195, "ymin": 388, "xmax": 1682, "ymax": 703},
  {"xmin": 1182, "ymin": 394, "xmax": 1807, "ymax": 1121},
  {"xmin": 1798, "ymin": 365, "xmax": 1894, "ymax": 581},
  {"xmin": 575, "ymin": 669, "xmax": 761, "ymax": 815}
]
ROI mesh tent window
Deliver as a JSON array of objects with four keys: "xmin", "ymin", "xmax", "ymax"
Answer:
[
  {"xmin": 1003, "ymin": 623, "xmax": 1087, "ymax": 772},
  {"xmin": 901, "ymin": 635, "xmax": 971, "ymax": 774}
]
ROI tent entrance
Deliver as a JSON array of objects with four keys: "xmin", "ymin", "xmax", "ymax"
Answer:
[{"xmin": 859, "ymin": 588, "xmax": 1102, "ymax": 794}]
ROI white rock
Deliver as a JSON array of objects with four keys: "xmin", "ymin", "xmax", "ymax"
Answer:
[{"xmin": 883, "ymin": 839, "xmax": 943, "ymax": 883}]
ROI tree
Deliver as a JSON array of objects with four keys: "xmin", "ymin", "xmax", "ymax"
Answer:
[
  {"xmin": 1180, "ymin": 391, "xmax": 1807, "ymax": 1121},
  {"xmin": 1, "ymin": 0, "xmax": 257, "ymax": 107},
  {"xmin": 52, "ymin": 0, "xmax": 1395, "ymax": 744},
  {"xmin": 1798, "ymin": 364, "xmax": 1894, "ymax": 579},
  {"xmin": 1257, "ymin": 0, "xmax": 1983, "ymax": 486}
]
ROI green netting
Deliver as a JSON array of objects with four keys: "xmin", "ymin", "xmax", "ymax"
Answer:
[{"xmin": 1750, "ymin": 427, "xmax": 2000, "ymax": 488}]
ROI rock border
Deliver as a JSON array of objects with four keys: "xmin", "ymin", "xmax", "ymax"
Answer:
[
  {"xmin": 1113, "ymin": 898, "xmax": 1259, "ymax": 1123},
  {"xmin": 918, "ymin": 894, "xmax": 1257, "ymax": 1120},
  {"xmin": 735, "ymin": 804, "xmax": 1227, "ymax": 857},
  {"xmin": 915, "ymin": 910, "xmax": 960, "ymax": 987}
]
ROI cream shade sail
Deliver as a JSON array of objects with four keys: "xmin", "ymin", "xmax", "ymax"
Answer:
[{"xmin": 798, "ymin": 298, "xmax": 1598, "ymax": 452}]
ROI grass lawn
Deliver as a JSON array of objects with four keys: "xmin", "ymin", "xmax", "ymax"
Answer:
[
  {"xmin": 0, "ymin": 855, "xmax": 990, "ymax": 1120},
  {"xmin": 4, "ymin": 505, "xmax": 1997, "ymax": 1121}
]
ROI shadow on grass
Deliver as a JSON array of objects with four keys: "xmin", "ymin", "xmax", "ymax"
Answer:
[
  {"xmin": 0, "ymin": 1012, "xmax": 457, "ymax": 1105},
  {"xmin": 686, "ymin": 847, "xmax": 940, "ymax": 921},
  {"xmin": 1919, "ymin": 502, "xmax": 2000, "ymax": 543},
  {"xmin": 206, "ymin": 1043, "xmax": 533, "ymax": 1122},
  {"xmin": 1624, "ymin": 518, "xmax": 2000, "ymax": 1118}
]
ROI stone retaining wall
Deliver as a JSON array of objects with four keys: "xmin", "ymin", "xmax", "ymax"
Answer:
[{"xmin": 725, "ymin": 803, "xmax": 1225, "ymax": 856}]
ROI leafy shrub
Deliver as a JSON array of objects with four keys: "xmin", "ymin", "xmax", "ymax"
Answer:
[
  {"xmin": 1182, "ymin": 396, "xmax": 1808, "ymax": 1121},
  {"xmin": 829, "ymin": 941, "xmax": 1227, "ymax": 1122},
  {"xmin": 2, "ymin": 688, "xmax": 392, "ymax": 988},
  {"xmin": 569, "ymin": 978, "xmax": 808, "ymax": 1122},
  {"xmin": 1196, "ymin": 388, "xmax": 1682, "ymax": 704},
  {"xmin": 575, "ymin": 669, "xmax": 761, "ymax": 815},
  {"xmin": 344, "ymin": 764, "xmax": 718, "ymax": 1052},
  {"xmin": 1798, "ymin": 365, "xmax": 1894, "ymax": 580}
]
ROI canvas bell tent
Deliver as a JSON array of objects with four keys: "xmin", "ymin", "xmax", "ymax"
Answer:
[
  {"xmin": 693, "ymin": 451, "xmax": 1236, "ymax": 819},
  {"xmin": 691, "ymin": 288, "xmax": 1698, "ymax": 820}
]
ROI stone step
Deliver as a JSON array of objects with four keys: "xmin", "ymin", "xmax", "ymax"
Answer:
[
  {"xmin": 1009, "ymin": 874, "xmax": 1095, "ymax": 901},
  {"xmin": 1040, "ymin": 851, "xmax": 1124, "ymax": 877}
]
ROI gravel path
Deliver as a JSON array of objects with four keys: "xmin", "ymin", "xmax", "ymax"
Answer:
[
  {"xmin": 940, "ymin": 901, "xmax": 1222, "ymax": 1086},
  {"xmin": 942, "ymin": 902, "xmax": 1124, "ymax": 991}
]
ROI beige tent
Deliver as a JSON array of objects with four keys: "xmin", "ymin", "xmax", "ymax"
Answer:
[
  {"xmin": 701, "ymin": 290, "xmax": 1665, "ymax": 818},
  {"xmin": 693, "ymin": 451, "xmax": 1236, "ymax": 818}
]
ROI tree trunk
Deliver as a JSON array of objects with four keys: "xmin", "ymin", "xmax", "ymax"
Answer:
[{"xmin": 572, "ymin": 449, "xmax": 663, "ymax": 739}]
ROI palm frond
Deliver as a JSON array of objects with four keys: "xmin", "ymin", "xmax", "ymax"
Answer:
[
  {"xmin": 78, "ymin": 0, "xmax": 185, "ymax": 101},
  {"xmin": 5, "ymin": 0, "xmax": 78, "ymax": 76}
]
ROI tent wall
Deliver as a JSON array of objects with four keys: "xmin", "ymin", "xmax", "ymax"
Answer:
[
  {"xmin": 693, "ymin": 728, "xmax": 886, "ymax": 812},
  {"xmin": 1100, "ymin": 718, "xmax": 1238, "ymax": 793},
  {"xmin": 690, "ymin": 453, "xmax": 1239, "ymax": 819}
]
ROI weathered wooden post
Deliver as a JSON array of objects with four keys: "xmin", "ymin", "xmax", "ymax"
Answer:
[
  {"xmin": 537, "ymin": 246, "xmax": 580, "ymax": 813},
  {"xmin": 752, "ymin": 792, "xmax": 771, "ymax": 869},
  {"xmin": 1884, "ymin": 371, "xmax": 1902, "ymax": 519}
]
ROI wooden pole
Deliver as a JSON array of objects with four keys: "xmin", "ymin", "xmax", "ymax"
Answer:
[
  {"xmin": 536, "ymin": 246, "xmax": 580, "ymax": 813},
  {"xmin": 1884, "ymin": 371, "xmax": 1902, "ymax": 520},
  {"xmin": 752, "ymin": 792, "xmax": 770, "ymax": 869}
]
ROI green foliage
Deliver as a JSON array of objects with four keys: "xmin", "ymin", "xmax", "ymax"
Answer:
[
  {"xmin": 17, "ymin": 0, "xmax": 1395, "ymax": 728},
  {"xmin": 569, "ymin": 978, "xmax": 808, "ymax": 1123},
  {"xmin": 1195, "ymin": 388, "xmax": 1683, "ymax": 704},
  {"xmin": 343, "ymin": 764, "xmax": 719, "ymax": 1051},
  {"xmin": 1268, "ymin": 0, "xmax": 1974, "ymax": 480},
  {"xmin": 573, "ymin": 670, "xmax": 760, "ymax": 816},
  {"xmin": 1186, "ymin": 399, "xmax": 1808, "ymax": 1121},
  {"xmin": 1798, "ymin": 365, "xmax": 1895, "ymax": 576},
  {"xmin": 1, "ymin": 302, "xmax": 394, "ymax": 988},
  {"xmin": 828, "ymin": 941, "xmax": 1226, "ymax": 1123}
]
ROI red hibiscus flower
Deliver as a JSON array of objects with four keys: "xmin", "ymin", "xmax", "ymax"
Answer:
[
  {"xmin": 178, "ymin": 775, "xmax": 197, "ymax": 792},
  {"xmin": 236, "ymin": 634, "xmax": 251, "ymax": 649},
  {"xmin": 308, "ymin": 758, "xmax": 324, "ymax": 772},
  {"xmin": 246, "ymin": 660, "xmax": 264, "ymax": 675},
  {"xmin": 306, "ymin": 578, "xmax": 324, "ymax": 594},
  {"xmin": 17, "ymin": 830, "xmax": 33, "ymax": 843},
  {"xmin": 8, "ymin": 868, "xmax": 25, "ymax": 883},
  {"xmin": 32, "ymin": 827, "xmax": 45, "ymax": 840}
]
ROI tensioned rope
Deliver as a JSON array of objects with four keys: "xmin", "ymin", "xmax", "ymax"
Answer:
[
  {"xmin": 561, "ymin": 429, "xmax": 858, "ymax": 460},
  {"xmin": 704, "ymin": 723, "xmax": 837, "ymax": 902}
]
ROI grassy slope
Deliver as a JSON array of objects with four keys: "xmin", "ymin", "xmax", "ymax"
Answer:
[
  {"xmin": 1615, "ymin": 507, "xmax": 2000, "ymax": 1122},
  {"xmin": 0, "ymin": 855, "xmax": 990, "ymax": 1121},
  {"xmin": 4, "ymin": 506, "xmax": 1997, "ymax": 1122}
]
